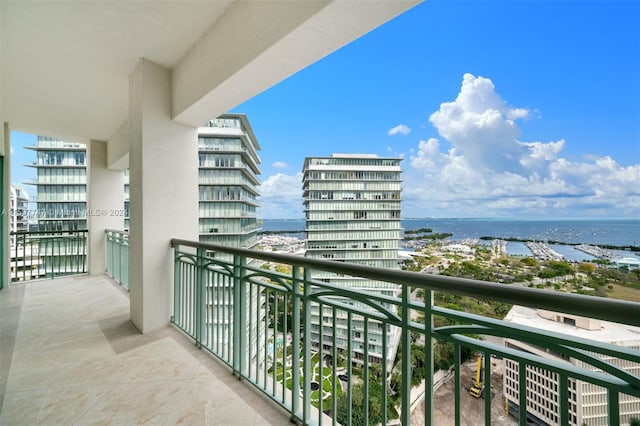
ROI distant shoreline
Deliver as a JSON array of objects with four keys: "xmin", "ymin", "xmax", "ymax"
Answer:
[
  {"xmin": 477, "ymin": 236, "xmax": 639, "ymax": 252},
  {"xmin": 258, "ymin": 230, "xmax": 639, "ymax": 252}
]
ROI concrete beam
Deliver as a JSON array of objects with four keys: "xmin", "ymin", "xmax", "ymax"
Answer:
[
  {"xmin": 107, "ymin": 120, "xmax": 129, "ymax": 171},
  {"xmin": 172, "ymin": 0, "xmax": 420, "ymax": 127}
]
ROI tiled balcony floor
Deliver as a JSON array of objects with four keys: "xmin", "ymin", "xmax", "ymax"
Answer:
[{"xmin": 0, "ymin": 275, "xmax": 289, "ymax": 425}]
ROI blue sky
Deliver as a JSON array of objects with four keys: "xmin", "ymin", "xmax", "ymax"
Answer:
[{"xmin": 11, "ymin": 1, "xmax": 640, "ymax": 219}]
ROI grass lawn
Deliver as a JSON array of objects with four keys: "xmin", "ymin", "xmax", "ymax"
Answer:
[{"xmin": 607, "ymin": 284, "xmax": 640, "ymax": 302}]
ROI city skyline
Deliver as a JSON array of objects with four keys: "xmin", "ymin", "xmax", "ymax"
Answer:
[{"xmin": 10, "ymin": 1, "xmax": 640, "ymax": 220}]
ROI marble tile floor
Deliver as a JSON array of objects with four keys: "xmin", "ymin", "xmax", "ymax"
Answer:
[{"xmin": 0, "ymin": 275, "xmax": 290, "ymax": 425}]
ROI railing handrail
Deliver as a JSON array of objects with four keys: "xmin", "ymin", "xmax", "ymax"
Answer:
[
  {"xmin": 105, "ymin": 229, "xmax": 129, "ymax": 236},
  {"xmin": 10, "ymin": 229, "xmax": 88, "ymax": 236},
  {"xmin": 170, "ymin": 238, "xmax": 640, "ymax": 327}
]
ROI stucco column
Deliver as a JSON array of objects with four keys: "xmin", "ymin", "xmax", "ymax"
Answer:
[
  {"xmin": 1, "ymin": 123, "xmax": 10, "ymax": 289},
  {"xmin": 87, "ymin": 140, "xmax": 125, "ymax": 275},
  {"xmin": 128, "ymin": 58, "xmax": 199, "ymax": 333}
]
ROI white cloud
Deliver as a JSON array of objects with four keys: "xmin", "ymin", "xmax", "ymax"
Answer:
[
  {"xmin": 404, "ymin": 73, "xmax": 640, "ymax": 218},
  {"xmin": 10, "ymin": 145, "xmax": 15, "ymax": 155},
  {"xmin": 259, "ymin": 173, "xmax": 303, "ymax": 219},
  {"xmin": 272, "ymin": 161, "xmax": 288, "ymax": 169},
  {"xmin": 388, "ymin": 124, "xmax": 411, "ymax": 136}
]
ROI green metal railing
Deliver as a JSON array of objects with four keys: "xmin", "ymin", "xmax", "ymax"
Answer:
[
  {"xmin": 106, "ymin": 229, "xmax": 129, "ymax": 289},
  {"xmin": 170, "ymin": 239, "xmax": 640, "ymax": 426},
  {"xmin": 10, "ymin": 230, "xmax": 88, "ymax": 282}
]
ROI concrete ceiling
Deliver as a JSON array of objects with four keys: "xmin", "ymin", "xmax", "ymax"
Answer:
[
  {"xmin": 1, "ymin": 1, "xmax": 232, "ymax": 141},
  {"xmin": 1, "ymin": 1, "xmax": 420, "ymax": 143}
]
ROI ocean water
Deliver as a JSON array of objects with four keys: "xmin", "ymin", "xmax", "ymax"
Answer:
[{"xmin": 261, "ymin": 218, "xmax": 640, "ymax": 259}]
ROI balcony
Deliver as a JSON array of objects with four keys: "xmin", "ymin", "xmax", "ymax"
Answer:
[
  {"xmin": 0, "ymin": 274, "xmax": 290, "ymax": 425},
  {"xmin": 1, "ymin": 2, "xmax": 638, "ymax": 424},
  {"xmin": 8, "ymin": 233, "xmax": 633, "ymax": 425}
]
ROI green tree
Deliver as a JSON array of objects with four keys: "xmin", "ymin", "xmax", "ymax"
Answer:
[
  {"xmin": 336, "ymin": 382, "xmax": 388, "ymax": 426},
  {"xmin": 577, "ymin": 262, "xmax": 596, "ymax": 274}
]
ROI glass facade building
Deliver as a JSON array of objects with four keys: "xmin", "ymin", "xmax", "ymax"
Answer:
[
  {"xmin": 197, "ymin": 114, "xmax": 263, "ymax": 358},
  {"xmin": 302, "ymin": 153, "xmax": 402, "ymax": 367},
  {"xmin": 198, "ymin": 114, "xmax": 261, "ymax": 251},
  {"xmin": 26, "ymin": 136, "xmax": 87, "ymax": 231}
]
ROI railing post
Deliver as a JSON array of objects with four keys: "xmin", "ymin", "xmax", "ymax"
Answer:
[
  {"xmin": 123, "ymin": 236, "xmax": 129, "ymax": 289},
  {"xmin": 172, "ymin": 243, "xmax": 181, "ymax": 323},
  {"xmin": 608, "ymin": 390, "xmax": 620, "ymax": 426},
  {"xmin": 518, "ymin": 361, "xmax": 527, "ymax": 425},
  {"xmin": 115, "ymin": 233, "xmax": 121, "ymax": 282},
  {"xmin": 195, "ymin": 248, "xmax": 206, "ymax": 348},
  {"xmin": 302, "ymin": 267, "xmax": 311, "ymax": 425},
  {"xmin": 424, "ymin": 289, "xmax": 434, "ymax": 426},
  {"xmin": 82, "ymin": 230, "xmax": 87, "ymax": 273},
  {"xmin": 558, "ymin": 374, "xmax": 568, "ymax": 426},
  {"xmin": 232, "ymin": 254, "xmax": 247, "ymax": 378},
  {"xmin": 291, "ymin": 265, "xmax": 302, "ymax": 422},
  {"xmin": 106, "ymin": 232, "xmax": 111, "ymax": 277},
  {"xmin": 454, "ymin": 343, "xmax": 461, "ymax": 426},
  {"xmin": 401, "ymin": 284, "xmax": 412, "ymax": 424},
  {"xmin": 484, "ymin": 353, "xmax": 491, "ymax": 425}
]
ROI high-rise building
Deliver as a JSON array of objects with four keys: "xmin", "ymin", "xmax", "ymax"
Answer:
[
  {"xmin": 9, "ymin": 185, "xmax": 42, "ymax": 280},
  {"xmin": 302, "ymin": 153, "xmax": 402, "ymax": 367},
  {"xmin": 9, "ymin": 185, "xmax": 29, "ymax": 236},
  {"xmin": 26, "ymin": 136, "xmax": 87, "ymax": 231},
  {"xmin": 503, "ymin": 306, "xmax": 640, "ymax": 426},
  {"xmin": 196, "ymin": 114, "xmax": 263, "ymax": 356},
  {"xmin": 24, "ymin": 136, "xmax": 87, "ymax": 277},
  {"xmin": 122, "ymin": 114, "xmax": 261, "ymax": 241},
  {"xmin": 198, "ymin": 114, "xmax": 262, "ymax": 252}
]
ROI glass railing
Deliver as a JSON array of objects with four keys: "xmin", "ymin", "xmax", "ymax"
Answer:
[
  {"xmin": 10, "ymin": 230, "xmax": 88, "ymax": 281},
  {"xmin": 170, "ymin": 239, "xmax": 640, "ymax": 426},
  {"xmin": 106, "ymin": 229, "xmax": 129, "ymax": 290}
]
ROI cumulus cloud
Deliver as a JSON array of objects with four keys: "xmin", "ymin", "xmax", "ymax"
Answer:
[
  {"xmin": 259, "ymin": 173, "xmax": 303, "ymax": 218},
  {"xmin": 388, "ymin": 124, "xmax": 411, "ymax": 136},
  {"xmin": 272, "ymin": 161, "xmax": 288, "ymax": 169},
  {"xmin": 405, "ymin": 73, "xmax": 640, "ymax": 217}
]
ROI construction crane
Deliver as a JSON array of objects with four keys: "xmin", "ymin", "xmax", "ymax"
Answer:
[{"xmin": 467, "ymin": 355, "xmax": 485, "ymax": 398}]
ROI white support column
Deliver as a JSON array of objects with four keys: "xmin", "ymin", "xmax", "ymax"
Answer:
[
  {"xmin": 2, "ymin": 123, "xmax": 10, "ymax": 288},
  {"xmin": 128, "ymin": 58, "xmax": 199, "ymax": 333},
  {"xmin": 87, "ymin": 140, "xmax": 124, "ymax": 275}
]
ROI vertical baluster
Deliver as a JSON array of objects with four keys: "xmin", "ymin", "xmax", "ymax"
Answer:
[
  {"xmin": 454, "ymin": 343, "xmax": 461, "ymax": 426},
  {"xmin": 347, "ymin": 311, "xmax": 353, "ymax": 426},
  {"xmin": 558, "ymin": 374, "xmax": 569, "ymax": 426},
  {"xmin": 519, "ymin": 361, "xmax": 527, "ymax": 426},
  {"xmin": 484, "ymin": 353, "xmax": 491, "ymax": 425},
  {"xmin": 291, "ymin": 266, "xmax": 301, "ymax": 422},
  {"xmin": 271, "ymin": 287, "xmax": 278, "ymax": 399},
  {"xmin": 424, "ymin": 289, "xmax": 434, "ymax": 426},
  {"xmin": 317, "ymin": 302, "xmax": 324, "ymax": 426},
  {"xmin": 302, "ymin": 268, "xmax": 312, "ymax": 425},
  {"xmin": 282, "ymin": 292, "xmax": 288, "ymax": 406},
  {"xmin": 608, "ymin": 389, "xmax": 620, "ymax": 426},
  {"xmin": 332, "ymin": 307, "xmax": 338, "ymax": 426},
  {"xmin": 401, "ymin": 285, "xmax": 411, "ymax": 424},
  {"xmin": 382, "ymin": 323, "xmax": 388, "ymax": 426}
]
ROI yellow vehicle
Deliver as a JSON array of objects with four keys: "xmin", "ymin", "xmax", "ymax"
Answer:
[{"xmin": 467, "ymin": 356, "xmax": 485, "ymax": 398}]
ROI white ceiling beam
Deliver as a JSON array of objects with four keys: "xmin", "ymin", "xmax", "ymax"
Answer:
[{"xmin": 172, "ymin": 0, "xmax": 421, "ymax": 128}]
